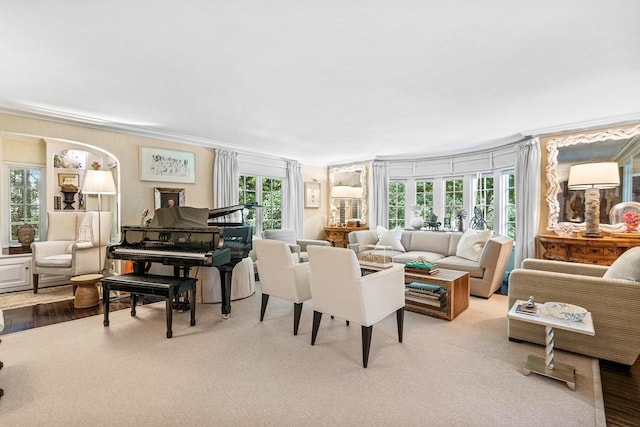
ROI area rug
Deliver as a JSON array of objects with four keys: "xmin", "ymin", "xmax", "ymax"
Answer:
[
  {"xmin": 0, "ymin": 289, "xmax": 604, "ymax": 426},
  {"xmin": 0, "ymin": 285, "xmax": 74, "ymax": 310}
]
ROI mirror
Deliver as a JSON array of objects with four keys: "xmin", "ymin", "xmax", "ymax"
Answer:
[
  {"xmin": 545, "ymin": 124, "xmax": 640, "ymax": 231},
  {"xmin": 329, "ymin": 164, "xmax": 368, "ymax": 225}
]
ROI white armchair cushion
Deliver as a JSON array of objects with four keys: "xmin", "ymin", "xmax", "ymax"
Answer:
[{"xmin": 35, "ymin": 254, "xmax": 72, "ymax": 268}]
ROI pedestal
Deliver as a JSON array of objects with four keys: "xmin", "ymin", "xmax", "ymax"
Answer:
[{"xmin": 71, "ymin": 273, "xmax": 102, "ymax": 309}]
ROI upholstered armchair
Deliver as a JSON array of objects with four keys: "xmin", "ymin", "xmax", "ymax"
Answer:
[
  {"xmin": 261, "ymin": 229, "xmax": 330, "ymax": 262},
  {"xmin": 508, "ymin": 248, "xmax": 640, "ymax": 365},
  {"xmin": 254, "ymin": 239, "xmax": 312, "ymax": 335},
  {"xmin": 31, "ymin": 211, "xmax": 113, "ymax": 293},
  {"xmin": 307, "ymin": 245, "xmax": 405, "ymax": 368}
]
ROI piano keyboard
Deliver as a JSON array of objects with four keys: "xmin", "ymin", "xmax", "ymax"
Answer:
[{"xmin": 112, "ymin": 247, "xmax": 210, "ymax": 260}]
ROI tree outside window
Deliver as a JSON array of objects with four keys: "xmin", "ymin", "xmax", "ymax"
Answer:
[
  {"xmin": 388, "ymin": 181, "xmax": 405, "ymax": 229},
  {"xmin": 415, "ymin": 180, "xmax": 434, "ymax": 220},
  {"xmin": 474, "ymin": 175, "xmax": 494, "ymax": 230},
  {"xmin": 239, "ymin": 175, "xmax": 282, "ymax": 234},
  {"xmin": 444, "ymin": 178, "xmax": 464, "ymax": 228},
  {"xmin": 504, "ymin": 172, "xmax": 516, "ymax": 239},
  {"xmin": 9, "ymin": 166, "xmax": 42, "ymax": 243}
]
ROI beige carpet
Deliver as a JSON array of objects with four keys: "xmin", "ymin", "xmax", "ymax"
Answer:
[
  {"xmin": 0, "ymin": 285, "xmax": 74, "ymax": 310},
  {"xmin": 0, "ymin": 287, "xmax": 604, "ymax": 426}
]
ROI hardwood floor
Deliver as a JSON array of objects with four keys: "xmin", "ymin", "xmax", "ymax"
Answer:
[{"xmin": 1, "ymin": 296, "xmax": 639, "ymax": 426}]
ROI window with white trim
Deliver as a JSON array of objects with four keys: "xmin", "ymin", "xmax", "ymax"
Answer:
[
  {"xmin": 388, "ymin": 181, "xmax": 406, "ymax": 229},
  {"xmin": 9, "ymin": 165, "xmax": 44, "ymax": 243},
  {"xmin": 504, "ymin": 171, "xmax": 516, "ymax": 239},
  {"xmin": 474, "ymin": 175, "xmax": 494, "ymax": 230},
  {"xmin": 415, "ymin": 180, "xmax": 434, "ymax": 220},
  {"xmin": 444, "ymin": 178, "xmax": 464, "ymax": 228},
  {"xmin": 239, "ymin": 175, "xmax": 282, "ymax": 235}
]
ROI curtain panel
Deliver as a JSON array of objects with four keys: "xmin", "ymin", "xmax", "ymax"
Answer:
[
  {"xmin": 514, "ymin": 137, "xmax": 540, "ymax": 268},
  {"xmin": 371, "ymin": 161, "xmax": 389, "ymax": 229}
]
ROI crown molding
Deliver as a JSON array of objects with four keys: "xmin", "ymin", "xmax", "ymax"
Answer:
[{"xmin": 0, "ymin": 103, "xmax": 296, "ymax": 163}]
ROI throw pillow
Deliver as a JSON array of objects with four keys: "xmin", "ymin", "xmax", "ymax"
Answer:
[
  {"xmin": 603, "ymin": 247, "xmax": 640, "ymax": 282},
  {"xmin": 456, "ymin": 229, "xmax": 491, "ymax": 262},
  {"xmin": 376, "ymin": 225, "xmax": 405, "ymax": 252}
]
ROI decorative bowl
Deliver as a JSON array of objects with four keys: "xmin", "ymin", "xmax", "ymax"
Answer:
[{"xmin": 541, "ymin": 302, "xmax": 587, "ymax": 322}]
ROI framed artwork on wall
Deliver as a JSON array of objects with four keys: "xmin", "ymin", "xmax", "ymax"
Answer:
[
  {"xmin": 57, "ymin": 173, "xmax": 79, "ymax": 187},
  {"xmin": 304, "ymin": 181, "xmax": 321, "ymax": 208},
  {"xmin": 139, "ymin": 146, "xmax": 196, "ymax": 183},
  {"xmin": 154, "ymin": 187, "xmax": 185, "ymax": 210}
]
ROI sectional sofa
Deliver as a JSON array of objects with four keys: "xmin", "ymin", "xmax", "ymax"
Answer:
[{"xmin": 348, "ymin": 228, "xmax": 514, "ymax": 298}]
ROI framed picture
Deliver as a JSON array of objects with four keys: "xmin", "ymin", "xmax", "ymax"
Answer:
[
  {"xmin": 58, "ymin": 173, "xmax": 79, "ymax": 187},
  {"xmin": 139, "ymin": 146, "xmax": 196, "ymax": 183},
  {"xmin": 304, "ymin": 181, "xmax": 321, "ymax": 208},
  {"xmin": 154, "ymin": 187, "xmax": 185, "ymax": 210}
]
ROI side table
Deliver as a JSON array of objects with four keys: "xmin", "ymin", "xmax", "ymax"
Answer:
[
  {"xmin": 70, "ymin": 273, "xmax": 103, "ymax": 309},
  {"xmin": 507, "ymin": 300, "xmax": 595, "ymax": 390}
]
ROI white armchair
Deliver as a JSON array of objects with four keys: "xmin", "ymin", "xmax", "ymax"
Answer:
[
  {"xmin": 261, "ymin": 229, "xmax": 330, "ymax": 262},
  {"xmin": 254, "ymin": 239, "xmax": 312, "ymax": 335},
  {"xmin": 307, "ymin": 245, "xmax": 405, "ymax": 368},
  {"xmin": 31, "ymin": 211, "xmax": 112, "ymax": 293}
]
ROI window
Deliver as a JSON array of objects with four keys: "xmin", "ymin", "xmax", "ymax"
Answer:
[
  {"xmin": 415, "ymin": 180, "xmax": 434, "ymax": 219},
  {"xmin": 474, "ymin": 175, "xmax": 494, "ymax": 230},
  {"xmin": 9, "ymin": 166, "xmax": 43, "ymax": 243},
  {"xmin": 388, "ymin": 181, "xmax": 406, "ymax": 229},
  {"xmin": 504, "ymin": 171, "xmax": 516, "ymax": 239},
  {"xmin": 239, "ymin": 175, "xmax": 282, "ymax": 234},
  {"xmin": 444, "ymin": 178, "xmax": 463, "ymax": 228}
]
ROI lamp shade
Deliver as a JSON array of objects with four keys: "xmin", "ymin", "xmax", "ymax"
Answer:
[
  {"xmin": 331, "ymin": 185, "xmax": 363, "ymax": 199},
  {"xmin": 82, "ymin": 170, "xmax": 116, "ymax": 195},
  {"xmin": 568, "ymin": 162, "xmax": 620, "ymax": 190}
]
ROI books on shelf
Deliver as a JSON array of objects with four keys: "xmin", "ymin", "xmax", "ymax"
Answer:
[{"xmin": 405, "ymin": 282, "xmax": 448, "ymax": 308}]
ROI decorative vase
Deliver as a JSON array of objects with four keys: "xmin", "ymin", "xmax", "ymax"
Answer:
[
  {"xmin": 62, "ymin": 190, "xmax": 77, "ymax": 210},
  {"xmin": 409, "ymin": 217, "xmax": 424, "ymax": 229}
]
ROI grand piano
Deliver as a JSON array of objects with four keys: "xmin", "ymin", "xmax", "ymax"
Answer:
[{"xmin": 107, "ymin": 205, "xmax": 253, "ymax": 319}]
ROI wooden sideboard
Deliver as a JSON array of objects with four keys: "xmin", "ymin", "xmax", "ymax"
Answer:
[
  {"xmin": 323, "ymin": 225, "xmax": 368, "ymax": 248},
  {"xmin": 536, "ymin": 233, "xmax": 640, "ymax": 266}
]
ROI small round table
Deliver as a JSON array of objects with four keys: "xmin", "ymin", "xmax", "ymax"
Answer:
[{"xmin": 70, "ymin": 274, "xmax": 103, "ymax": 309}]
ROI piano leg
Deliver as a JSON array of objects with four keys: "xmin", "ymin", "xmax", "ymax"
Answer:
[
  {"xmin": 131, "ymin": 294, "xmax": 138, "ymax": 316},
  {"xmin": 102, "ymin": 281, "xmax": 110, "ymax": 327},
  {"xmin": 219, "ymin": 265, "xmax": 233, "ymax": 319},
  {"xmin": 189, "ymin": 282, "xmax": 196, "ymax": 326},
  {"xmin": 166, "ymin": 287, "xmax": 174, "ymax": 339}
]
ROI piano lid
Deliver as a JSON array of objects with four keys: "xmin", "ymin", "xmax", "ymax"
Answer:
[{"xmin": 148, "ymin": 206, "xmax": 210, "ymax": 228}]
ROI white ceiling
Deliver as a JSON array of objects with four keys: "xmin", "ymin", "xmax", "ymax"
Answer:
[{"xmin": 1, "ymin": 1, "xmax": 639, "ymax": 166}]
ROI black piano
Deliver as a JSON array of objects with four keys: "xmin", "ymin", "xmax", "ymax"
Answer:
[{"xmin": 107, "ymin": 205, "xmax": 253, "ymax": 319}]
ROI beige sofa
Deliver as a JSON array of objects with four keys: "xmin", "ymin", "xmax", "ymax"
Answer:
[
  {"xmin": 348, "ymin": 229, "xmax": 513, "ymax": 298},
  {"xmin": 508, "ymin": 257, "xmax": 640, "ymax": 366}
]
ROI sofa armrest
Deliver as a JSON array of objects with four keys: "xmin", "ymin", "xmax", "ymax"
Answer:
[{"xmin": 520, "ymin": 258, "xmax": 607, "ymax": 277}]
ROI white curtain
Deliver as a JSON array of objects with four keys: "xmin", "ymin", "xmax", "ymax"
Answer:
[
  {"xmin": 213, "ymin": 148, "xmax": 239, "ymax": 208},
  {"xmin": 370, "ymin": 161, "xmax": 389, "ymax": 229},
  {"xmin": 284, "ymin": 160, "xmax": 303, "ymax": 237},
  {"xmin": 514, "ymin": 137, "xmax": 541, "ymax": 268}
]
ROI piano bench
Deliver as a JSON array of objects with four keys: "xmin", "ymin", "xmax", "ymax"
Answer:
[{"xmin": 101, "ymin": 273, "xmax": 197, "ymax": 339}]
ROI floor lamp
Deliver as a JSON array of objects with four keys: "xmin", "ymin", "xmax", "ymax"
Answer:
[
  {"xmin": 81, "ymin": 168, "xmax": 116, "ymax": 274},
  {"xmin": 568, "ymin": 161, "xmax": 619, "ymax": 238}
]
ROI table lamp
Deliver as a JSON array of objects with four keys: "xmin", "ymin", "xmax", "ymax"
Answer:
[
  {"xmin": 82, "ymin": 166, "xmax": 116, "ymax": 273},
  {"xmin": 568, "ymin": 162, "xmax": 619, "ymax": 238}
]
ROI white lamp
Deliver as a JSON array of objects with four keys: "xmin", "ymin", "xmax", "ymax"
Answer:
[
  {"xmin": 82, "ymin": 168, "xmax": 116, "ymax": 273},
  {"xmin": 568, "ymin": 162, "xmax": 619, "ymax": 238}
]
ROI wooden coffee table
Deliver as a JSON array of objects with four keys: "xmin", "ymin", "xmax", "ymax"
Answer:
[{"xmin": 361, "ymin": 264, "xmax": 470, "ymax": 320}]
